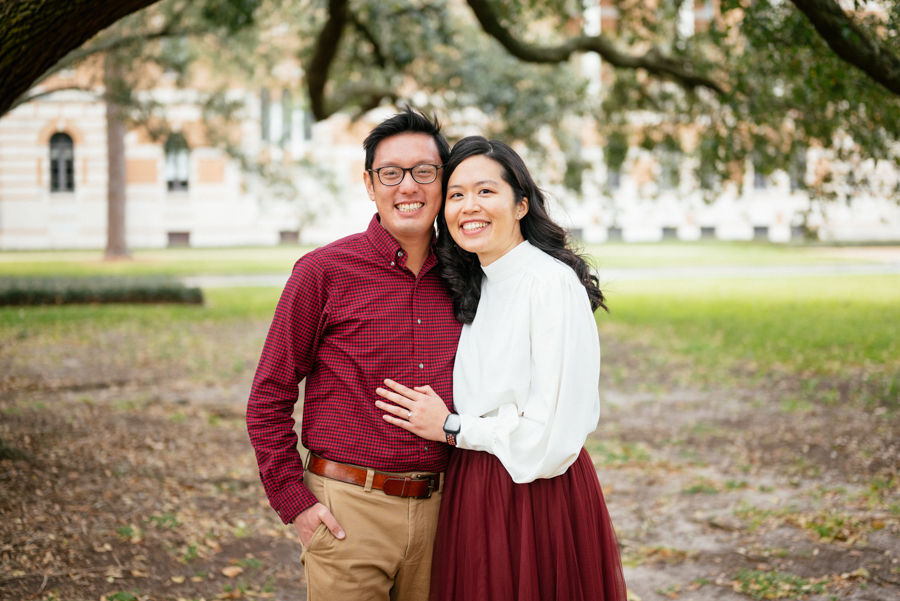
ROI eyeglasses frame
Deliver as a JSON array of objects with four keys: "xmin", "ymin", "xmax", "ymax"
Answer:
[{"xmin": 367, "ymin": 164, "xmax": 443, "ymax": 186}]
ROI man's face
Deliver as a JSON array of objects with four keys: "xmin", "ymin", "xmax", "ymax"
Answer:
[{"xmin": 364, "ymin": 133, "xmax": 443, "ymax": 244}]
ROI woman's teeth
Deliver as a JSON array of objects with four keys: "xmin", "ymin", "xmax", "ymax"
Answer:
[
  {"xmin": 462, "ymin": 222, "xmax": 488, "ymax": 231},
  {"xmin": 397, "ymin": 203, "xmax": 424, "ymax": 212}
]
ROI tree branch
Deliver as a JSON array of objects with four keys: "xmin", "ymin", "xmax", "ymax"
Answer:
[
  {"xmin": 347, "ymin": 12, "xmax": 387, "ymax": 69},
  {"xmin": 8, "ymin": 86, "xmax": 98, "ymax": 112},
  {"xmin": 790, "ymin": 0, "xmax": 900, "ymax": 97},
  {"xmin": 0, "ymin": 0, "xmax": 162, "ymax": 116},
  {"xmin": 39, "ymin": 25, "xmax": 208, "ymax": 90},
  {"xmin": 306, "ymin": 0, "xmax": 350, "ymax": 120},
  {"xmin": 306, "ymin": 0, "xmax": 396, "ymax": 120},
  {"xmin": 464, "ymin": 0, "xmax": 726, "ymax": 95}
]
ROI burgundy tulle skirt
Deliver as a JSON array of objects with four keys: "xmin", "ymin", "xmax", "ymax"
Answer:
[{"xmin": 430, "ymin": 447, "xmax": 627, "ymax": 601}]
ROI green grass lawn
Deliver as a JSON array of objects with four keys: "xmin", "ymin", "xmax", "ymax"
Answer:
[
  {"xmin": 585, "ymin": 242, "xmax": 877, "ymax": 268},
  {"xmin": 0, "ymin": 247, "xmax": 312, "ymax": 278},
  {"xmin": 599, "ymin": 274, "xmax": 900, "ymax": 381},
  {"xmin": 2, "ymin": 245, "xmax": 897, "ymax": 401},
  {"xmin": 0, "ymin": 241, "xmax": 877, "ymax": 278}
]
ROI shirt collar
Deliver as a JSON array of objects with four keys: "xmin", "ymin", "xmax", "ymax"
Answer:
[
  {"xmin": 365, "ymin": 213, "xmax": 438, "ymax": 274},
  {"xmin": 481, "ymin": 239, "xmax": 534, "ymax": 283}
]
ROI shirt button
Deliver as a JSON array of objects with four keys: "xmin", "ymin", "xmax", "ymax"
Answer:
[
  {"xmin": 419, "ymin": 363, "xmax": 424, "ymax": 369},
  {"xmin": 417, "ymin": 319, "xmax": 422, "ymax": 324},
  {"xmin": 397, "ymin": 250, "xmax": 403, "ymax": 257},
  {"xmin": 390, "ymin": 261, "xmax": 395, "ymax": 266},
  {"xmin": 424, "ymin": 446, "xmax": 429, "ymax": 451}
]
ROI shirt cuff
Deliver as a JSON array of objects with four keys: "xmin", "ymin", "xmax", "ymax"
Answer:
[
  {"xmin": 456, "ymin": 414, "xmax": 497, "ymax": 453},
  {"xmin": 270, "ymin": 479, "xmax": 318, "ymax": 525}
]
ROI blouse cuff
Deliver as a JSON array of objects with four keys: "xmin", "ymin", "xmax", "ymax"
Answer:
[{"xmin": 456, "ymin": 414, "xmax": 497, "ymax": 453}]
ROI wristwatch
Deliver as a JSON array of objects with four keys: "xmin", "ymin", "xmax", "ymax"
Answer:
[{"xmin": 442, "ymin": 413, "xmax": 461, "ymax": 446}]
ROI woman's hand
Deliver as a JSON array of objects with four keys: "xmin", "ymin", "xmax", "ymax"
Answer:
[{"xmin": 375, "ymin": 379, "xmax": 450, "ymax": 443}]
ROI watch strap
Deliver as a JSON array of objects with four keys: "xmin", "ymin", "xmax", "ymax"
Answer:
[{"xmin": 445, "ymin": 432, "xmax": 457, "ymax": 446}]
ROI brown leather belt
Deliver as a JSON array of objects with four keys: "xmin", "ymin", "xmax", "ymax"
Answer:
[{"xmin": 306, "ymin": 454, "xmax": 437, "ymax": 499}]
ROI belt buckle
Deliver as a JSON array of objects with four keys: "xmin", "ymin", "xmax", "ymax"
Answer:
[{"xmin": 410, "ymin": 474, "xmax": 434, "ymax": 499}]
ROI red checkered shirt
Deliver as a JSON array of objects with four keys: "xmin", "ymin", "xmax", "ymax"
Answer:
[{"xmin": 247, "ymin": 214, "xmax": 462, "ymax": 524}]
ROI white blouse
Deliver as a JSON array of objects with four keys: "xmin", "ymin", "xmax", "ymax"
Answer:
[{"xmin": 453, "ymin": 240, "xmax": 602, "ymax": 483}]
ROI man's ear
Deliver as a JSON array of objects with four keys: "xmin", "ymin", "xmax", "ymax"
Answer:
[{"xmin": 364, "ymin": 170, "xmax": 376, "ymax": 201}]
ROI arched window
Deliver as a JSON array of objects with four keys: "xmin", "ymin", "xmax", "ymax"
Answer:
[
  {"xmin": 50, "ymin": 133, "xmax": 75, "ymax": 192},
  {"xmin": 165, "ymin": 133, "xmax": 190, "ymax": 192}
]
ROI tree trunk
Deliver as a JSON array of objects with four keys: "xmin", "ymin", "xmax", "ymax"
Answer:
[
  {"xmin": 104, "ymin": 56, "xmax": 129, "ymax": 259},
  {"xmin": 0, "ymin": 0, "xmax": 161, "ymax": 117}
]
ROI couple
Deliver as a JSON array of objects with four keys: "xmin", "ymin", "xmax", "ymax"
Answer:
[{"xmin": 247, "ymin": 107, "xmax": 626, "ymax": 601}]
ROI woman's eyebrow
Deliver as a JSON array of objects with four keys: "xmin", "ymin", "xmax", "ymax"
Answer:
[{"xmin": 447, "ymin": 179, "xmax": 499, "ymax": 190}]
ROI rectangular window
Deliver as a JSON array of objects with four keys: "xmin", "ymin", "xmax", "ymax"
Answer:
[
  {"xmin": 607, "ymin": 226, "xmax": 623, "ymax": 242},
  {"xmin": 261, "ymin": 88, "xmax": 271, "ymax": 142},
  {"xmin": 279, "ymin": 230, "xmax": 299, "ymax": 245},
  {"xmin": 167, "ymin": 232, "xmax": 191, "ymax": 247},
  {"xmin": 753, "ymin": 171, "xmax": 768, "ymax": 189},
  {"xmin": 662, "ymin": 227, "xmax": 678, "ymax": 240},
  {"xmin": 165, "ymin": 151, "xmax": 190, "ymax": 191},
  {"xmin": 303, "ymin": 110, "xmax": 313, "ymax": 141},
  {"xmin": 607, "ymin": 170, "xmax": 621, "ymax": 189},
  {"xmin": 281, "ymin": 90, "xmax": 293, "ymax": 146},
  {"xmin": 700, "ymin": 226, "xmax": 716, "ymax": 240},
  {"xmin": 753, "ymin": 226, "xmax": 769, "ymax": 240}
]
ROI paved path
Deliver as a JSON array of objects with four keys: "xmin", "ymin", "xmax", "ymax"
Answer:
[{"xmin": 182, "ymin": 262, "xmax": 900, "ymax": 288}]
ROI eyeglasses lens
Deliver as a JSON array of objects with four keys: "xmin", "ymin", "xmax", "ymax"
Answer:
[{"xmin": 378, "ymin": 165, "xmax": 437, "ymax": 185}]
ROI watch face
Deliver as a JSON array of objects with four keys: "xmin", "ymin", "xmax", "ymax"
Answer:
[{"xmin": 444, "ymin": 413, "xmax": 461, "ymax": 434}]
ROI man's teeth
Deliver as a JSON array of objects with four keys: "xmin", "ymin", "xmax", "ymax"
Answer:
[
  {"xmin": 462, "ymin": 222, "xmax": 488, "ymax": 231},
  {"xmin": 397, "ymin": 203, "xmax": 424, "ymax": 212}
]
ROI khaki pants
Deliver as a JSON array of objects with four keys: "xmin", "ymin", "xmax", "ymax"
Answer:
[{"xmin": 300, "ymin": 468, "xmax": 443, "ymax": 601}]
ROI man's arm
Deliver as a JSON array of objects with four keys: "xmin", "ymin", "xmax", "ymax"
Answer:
[{"xmin": 246, "ymin": 254, "xmax": 331, "ymax": 526}]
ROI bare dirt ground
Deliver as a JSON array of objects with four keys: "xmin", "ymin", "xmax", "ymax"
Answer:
[{"xmin": 2, "ymin": 318, "xmax": 899, "ymax": 601}]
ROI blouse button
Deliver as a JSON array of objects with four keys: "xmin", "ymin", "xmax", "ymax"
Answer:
[
  {"xmin": 418, "ymin": 363, "xmax": 424, "ymax": 369},
  {"xmin": 417, "ymin": 319, "xmax": 422, "ymax": 324},
  {"xmin": 390, "ymin": 261, "xmax": 395, "ymax": 266},
  {"xmin": 397, "ymin": 250, "xmax": 403, "ymax": 257}
]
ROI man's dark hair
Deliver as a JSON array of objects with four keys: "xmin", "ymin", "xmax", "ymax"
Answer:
[{"xmin": 363, "ymin": 105, "xmax": 450, "ymax": 171}]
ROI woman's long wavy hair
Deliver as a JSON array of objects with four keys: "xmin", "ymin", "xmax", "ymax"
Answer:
[{"xmin": 436, "ymin": 136, "xmax": 608, "ymax": 324}]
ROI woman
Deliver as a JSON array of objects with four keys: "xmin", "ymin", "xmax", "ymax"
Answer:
[{"xmin": 375, "ymin": 136, "xmax": 626, "ymax": 601}]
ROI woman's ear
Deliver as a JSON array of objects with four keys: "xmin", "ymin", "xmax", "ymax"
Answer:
[{"xmin": 517, "ymin": 197, "xmax": 529, "ymax": 220}]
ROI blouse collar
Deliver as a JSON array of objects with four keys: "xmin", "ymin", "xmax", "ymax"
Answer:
[{"xmin": 481, "ymin": 239, "xmax": 535, "ymax": 283}]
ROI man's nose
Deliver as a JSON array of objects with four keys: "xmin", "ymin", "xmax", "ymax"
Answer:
[{"xmin": 398, "ymin": 171, "xmax": 419, "ymax": 193}]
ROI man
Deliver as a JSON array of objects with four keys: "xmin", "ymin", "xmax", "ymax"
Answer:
[{"xmin": 246, "ymin": 107, "xmax": 462, "ymax": 600}]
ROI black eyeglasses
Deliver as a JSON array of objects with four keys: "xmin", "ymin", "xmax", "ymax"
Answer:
[{"xmin": 368, "ymin": 164, "xmax": 443, "ymax": 186}]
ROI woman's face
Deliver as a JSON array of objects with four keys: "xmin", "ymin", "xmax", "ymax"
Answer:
[{"xmin": 444, "ymin": 155, "xmax": 528, "ymax": 266}]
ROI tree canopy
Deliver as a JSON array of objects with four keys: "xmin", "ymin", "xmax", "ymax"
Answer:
[{"xmin": 4, "ymin": 0, "xmax": 900, "ymax": 211}]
